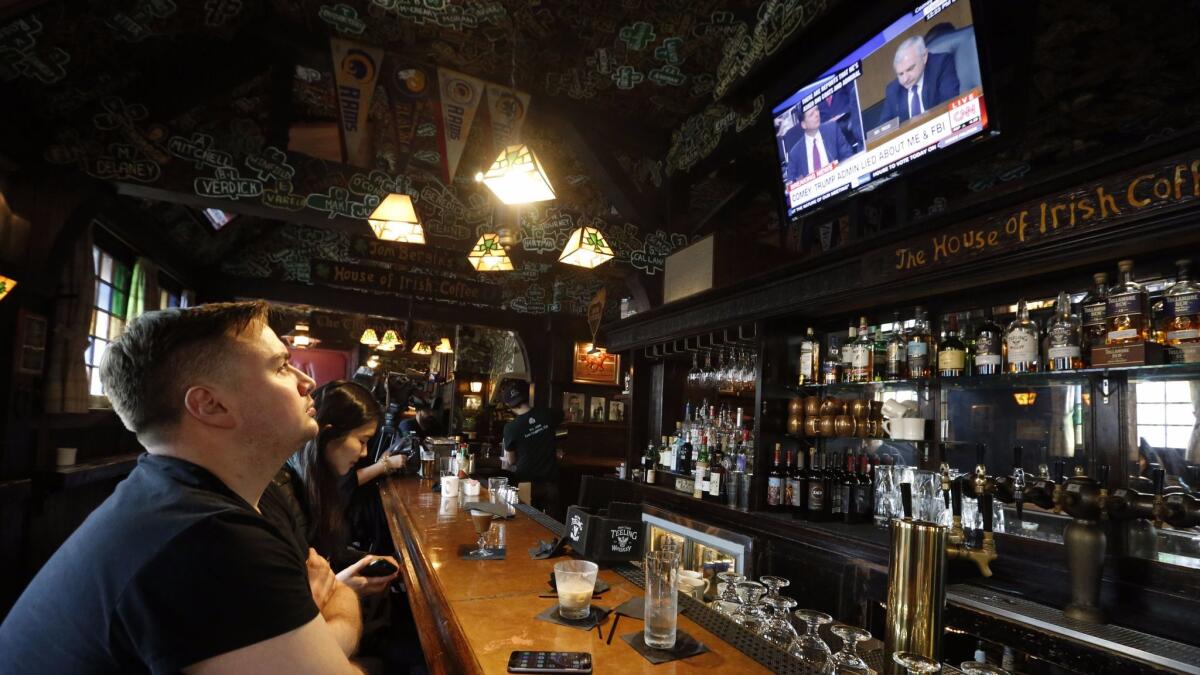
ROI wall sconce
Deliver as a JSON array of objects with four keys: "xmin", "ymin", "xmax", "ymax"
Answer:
[
  {"xmin": 469, "ymin": 381, "xmax": 483, "ymax": 393},
  {"xmin": 359, "ymin": 328, "xmax": 380, "ymax": 346},
  {"xmin": 477, "ymin": 144, "xmax": 556, "ymax": 204},
  {"xmin": 368, "ymin": 193, "xmax": 425, "ymax": 244},
  {"xmin": 435, "ymin": 337, "xmax": 454, "ymax": 354},
  {"xmin": 559, "ymin": 225, "xmax": 614, "ymax": 269},
  {"xmin": 1013, "ymin": 391, "xmax": 1038, "ymax": 406},
  {"xmin": 0, "ymin": 274, "xmax": 15, "ymax": 302}
]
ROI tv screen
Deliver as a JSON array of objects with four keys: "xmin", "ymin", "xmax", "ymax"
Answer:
[{"xmin": 772, "ymin": 0, "xmax": 989, "ymax": 219}]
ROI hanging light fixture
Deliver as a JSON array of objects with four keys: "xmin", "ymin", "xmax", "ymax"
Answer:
[
  {"xmin": 378, "ymin": 329, "xmax": 401, "ymax": 350},
  {"xmin": 467, "ymin": 232, "xmax": 514, "ymax": 271},
  {"xmin": 368, "ymin": 193, "xmax": 425, "ymax": 244},
  {"xmin": 375, "ymin": 341, "xmax": 396, "ymax": 352},
  {"xmin": 411, "ymin": 341, "xmax": 433, "ymax": 355},
  {"xmin": 559, "ymin": 225, "xmax": 614, "ymax": 269},
  {"xmin": 476, "ymin": 144, "xmax": 555, "ymax": 204},
  {"xmin": 435, "ymin": 337, "xmax": 454, "ymax": 354},
  {"xmin": 359, "ymin": 328, "xmax": 380, "ymax": 346},
  {"xmin": 288, "ymin": 321, "xmax": 319, "ymax": 349},
  {"xmin": 0, "ymin": 274, "xmax": 15, "ymax": 302},
  {"xmin": 469, "ymin": 381, "xmax": 483, "ymax": 393}
]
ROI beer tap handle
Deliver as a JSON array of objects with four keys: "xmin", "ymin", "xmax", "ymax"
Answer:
[
  {"xmin": 1013, "ymin": 445, "xmax": 1025, "ymax": 519},
  {"xmin": 976, "ymin": 443, "xmax": 987, "ymax": 468},
  {"xmin": 980, "ymin": 489, "xmax": 994, "ymax": 533},
  {"xmin": 900, "ymin": 482, "xmax": 913, "ymax": 519},
  {"xmin": 1098, "ymin": 464, "xmax": 1110, "ymax": 486},
  {"xmin": 1153, "ymin": 468, "xmax": 1168, "ymax": 527},
  {"xmin": 1052, "ymin": 459, "xmax": 1065, "ymax": 484},
  {"xmin": 940, "ymin": 460, "xmax": 952, "ymax": 509},
  {"xmin": 1154, "ymin": 468, "xmax": 1166, "ymax": 496},
  {"xmin": 951, "ymin": 477, "xmax": 963, "ymax": 517}
]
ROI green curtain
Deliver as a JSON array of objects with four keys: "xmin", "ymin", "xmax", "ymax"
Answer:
[{"xmin": 126, "ymin": 257, "xmax": 159, "ymax": 320}]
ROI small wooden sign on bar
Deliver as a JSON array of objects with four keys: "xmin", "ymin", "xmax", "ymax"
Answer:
[{"xmin": 1090, "ymin": 342, "xmax": 1165, "ymax": 367}]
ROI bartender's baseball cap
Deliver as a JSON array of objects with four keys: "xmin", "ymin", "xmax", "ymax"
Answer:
[{"xmin": 501, "ymin": 380, "xmax": 529, "ymax": 407}]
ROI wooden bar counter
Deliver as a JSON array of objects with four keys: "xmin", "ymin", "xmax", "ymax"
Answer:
[{"xmin": 378, "ymin": 476, "xmax": 770, "ymax": 674}]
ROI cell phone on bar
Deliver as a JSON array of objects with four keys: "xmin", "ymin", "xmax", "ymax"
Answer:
[{"xmin": 507, "ymin": 651, "xmax": 592, "ymax": 674}]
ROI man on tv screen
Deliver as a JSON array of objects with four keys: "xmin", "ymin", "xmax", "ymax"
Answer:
[
  {"xmin": 879, "ymin": 35, "xmax": 960, "ymax": 125},
  {"xmin": 785, "ymin": 106, "xmax": 853, "ymax": 181}
]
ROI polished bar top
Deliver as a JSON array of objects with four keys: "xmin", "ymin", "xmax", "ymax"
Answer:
[{"xmin": 379, "ymin": 476, "xmax": 770, "ymax": 674}]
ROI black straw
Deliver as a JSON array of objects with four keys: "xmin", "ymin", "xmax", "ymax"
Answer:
[{"xmin": 606, "ymin": 614, "xmax": 619, "ymax": 645}]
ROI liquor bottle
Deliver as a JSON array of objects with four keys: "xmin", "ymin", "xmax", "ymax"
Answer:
[
  {"xmin": 886, "ymin": 311, "xmax": 908, "ymax": 380},
  {"xmin": 793, "ymin": 445, "xmax": 809, "ymax": 517},
  {"xmin": 708, "ymin": 449, "xmax": 725, "ymax": 501},
  {"xmin": 1164, "ymin": 259, "xmax": 1200, "ymax": 345},
  {"xmin": 662, "ymin": 435, "xmax": 674, "ymax": 473},
  {"xmin": 1079, "ymin": 272, "xmax": 1108, "ymax": 362},
  {"xmin": 678, "ymin": 429, "xmax": 692, "ymax": 474},
  {"xmin": 872, "ymin": 327, "xmax": 887, "ymax": 381},
  {"xmin": 842, "ymin": 320, "xmax": 857, "ymax": 381},
  {"xmin": 841, "ymin": 451, "xmax": 859, "ymax": 524},
  {"xmin": 974, "ymin": 308, "xmax": 1004, "ymax": 375},
  {"xmin": 1046, "ymin": 291, "xmax": 1084, "ymax": 370},
  {"xmin": 856, "ymin": 451, "xmax": 875, "ymax": 523},
  {"xmin": 826, "ymin": 452, "xmax": 842, "ymax": 519},
  {"xmin": 767, "ymin": 443, "xmax": 785, "ymax": 510},
  {"xmin": 1005, "ymin": 299, "xmax": 1040, "ymax": 373},
  {"xmin": 783, "ymin": 449, "xmax": 796, "ymax": 509},
  {"xmin": 645, "ymin": 442, "xmax": 657, "ymax": 484},
  {"xmin": 1106, "ymin": 259, "xmax": 1151, "ymax": 346},
  {"xmin": 822, "ymin": 337, "xmax": 844, "ymax": 384},
  {"xmin": 694, "ymin": 435, "xmax": 710, "ymax": 498},
  {"xmin": 937, "ymin": 313, "xmax": 967, "ymax": 377},
  {"xmin": 806, "ymin": 450, "xmax": 827, "ymax": 521},
  {"xmin": 850, "ymin": 316, "xmax": 874, "ymax": 382},
  {"xmin": 906, "ymin": 306, "xmax": 933, "ymax": 379},
  {"xmin": 798, "ymin": 327, "xmax": 819, "ymax": 385}
]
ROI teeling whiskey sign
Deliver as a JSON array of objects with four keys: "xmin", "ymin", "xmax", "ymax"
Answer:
[
  {"xmin": 310, "ymin": 259, "xmax": 502, "ymax": 306},
  {"xmin": 865, "ymin": 154, "xmax": 1200, "ymax": 280}
]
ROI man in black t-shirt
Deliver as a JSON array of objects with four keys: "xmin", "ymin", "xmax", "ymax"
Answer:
[
  {"xmin": 0, "ymin": 301, "xmax": 366, "ymax": 674},
  {"xmin": 501, "ymin": 380, "xmax": 564, "ymax": 518}
]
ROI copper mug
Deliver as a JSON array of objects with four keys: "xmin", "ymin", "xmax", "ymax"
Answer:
[
  {"xmin": 788, "ymin": 415, "xmax": 803, "ymax": 435},
  {"xmin": 851, "ymin": 399, "xmax": 870, "ymax": 420},
  {"xmin": 789, "ymin": 398, "xmax": 804, "ymax": 416},
  {"xmin": 805, "ymin": 416, "xmax": 821, "ymax": 436},
  {"xmin": 819, "ymin": 397, "xmax": 840, "ymax": 416},
  {"xmin": 819, "ymin": 415, "xmax": 836, "ymax": 437},
  {"xmin": 804, "ymin": 396, "xmax": 821, "ymax": 417},
  {"xmin": 834, "ymin": 414, "xmax": 856, "ymax": 437},
  {"xmin": 865, "ymin": 417, "xmax": 884, "ymax": 438}
]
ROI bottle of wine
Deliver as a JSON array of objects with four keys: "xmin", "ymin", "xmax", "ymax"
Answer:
[
  {"xmin": 794, "ymin": 445, "xmax": 810, "ymax": 518},
  {"xmin": 708, "ymin": 448, "xmax": 725, "ymax": 501},
  {"xmin": 841, "ymin": 451, "xmax": 859, "ymax": 524},
  {"xmin": 783, "ymin": 449, "xmax": 796, "ymax": 511},
  {"xmin": 767, "ymin": 443, "xmax": 785, "ymax": 510},
  {"xmin": 827, "ymin": 452, "xmax": 842, "ymax": 519},
  {"xmin": 806, "ymin": 450, "xmax": 827, "ymax": 522},
  {"xmin": 856, "ymin": 451, "xmax": 875, "ymax": 523},
  {"xmin": 788, "ymin": 447, "xmax": 804, "ymax": 514}
]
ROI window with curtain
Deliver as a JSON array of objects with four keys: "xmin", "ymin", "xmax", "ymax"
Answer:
[{"xmin": 87, "ymin": 245, "xmax": 133, "ymax": 397}]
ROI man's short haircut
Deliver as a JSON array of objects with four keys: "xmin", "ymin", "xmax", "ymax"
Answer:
[
  {"xmin": 893, "ymin": 35, "xmax": 927, "ymax": 65},
  {"xmin": 100, "ymin": 300, "xmax": 271, "ymax": 438},
  {"xmin": 502, "ymin": 379, "xmax": 530, "ymax": 407}
]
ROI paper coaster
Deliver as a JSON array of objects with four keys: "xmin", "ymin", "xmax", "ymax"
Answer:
[
  {"xmin": 613, "ymin": 596, "xmax": 644, "ymax": 620},
  {"xmin": 621, "ymin": 629, "xmax": 709, "ymax": 664},
  {"xmin": 534, "ymin": 603, "xmax": 612, "ymax": 631},
  {"xmin": 457, "ymin": 544, "xmax": 506, "ymax": 560}
]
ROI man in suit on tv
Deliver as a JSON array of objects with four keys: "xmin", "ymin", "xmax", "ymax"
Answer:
[
  {"xmin": 879, "ymin": 35, "xmax": 960, "ymax": 125},
  {"xmin": 785, "ymin": 106, "xmax": 853, "ymax": 181}
]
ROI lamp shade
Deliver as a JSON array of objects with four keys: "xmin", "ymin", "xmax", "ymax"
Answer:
[
  {"xmin": 359, "ymin": 328, "xmax": 380, "ymax": 346},
  {"xmin": 411, "ymin": 341, "xmax": 433, "ymax": 355},
  {"xmin": 559, "ymin": 225, "xmax": 614, "ymax": 269},
  {"xmin": 467, "ymin": 232, "xmax": 514, "ymax": 271},
  {"xmin": 435, "ymin": 337, "xmax": 454, "ymax": 354},
  {"xmin": 368, "ymin": 193, "xmax": 425, "ymax": 244},
  {"xmin": 380, "ymin": 329, "xmax": 401, "ymax": 347},
  {"xmin": 478, "ymin": 144, "xmax": 555, "ymax": 204},
  {"xmin": 0, "ymin": 274, "xmax": 15, "ymax": 302},
  {"xmin": 375, "ymin": 341, "xmax": 396, "ymax": 352},
  {"xmin": 469, "ymin": 381, "xmax": 483, "ymax": 393}
]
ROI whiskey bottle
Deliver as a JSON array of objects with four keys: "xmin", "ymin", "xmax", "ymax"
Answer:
[
  {"xmin": 937, "ymin": 313, "xmax": 967, "ymax": 377},
  {"xmin": 907, "ymin": 306, "xmax": 934, "ymax": 379},
  {"xmin": 1005, "ymin": 299, "xmax": 1040, "ymax": 373},
  {"xmin": 822, "ymin": 337, "xmax": 844, "ymax": 384},
  {"xmin": 1164, "ymin": 259, "xmax": 1200, "ymax": 345},
  {"xmin": 1046, "ymin": 291, "xmax": 1084, "ymax": 370},
  {"xmin": 850, "ymin": 316, "xmax": 875, "ymax": 382},
  {"xmin": 872, "ymin": 327, "xmax": 887, "ymax": 381},
  {"xmin": 1106, "ymin": 259, "xmax": 1150, "ymax": 346},
  {"xmin": 886, "ymin": 311, "xmax": 908, "ymax": 380},
  {"xmin": 1080, "ymin": 272, "xmax": 1108, "ymax": 360},
  {"xmin": 806, "ymin": 451, "xmax": 827, "ymax": 521},
  {"xmin": 974, "ymin": 308, "xmax": 1004, "ymax": 375},
  {"xmin": 842, "ymin": 320, "xmax": 857, "ymax": 381},
  {"xmin": 798, "ymin": 327, "xmax": 819, "ymax": 384},
  {"xmin": 767, "ymin": 443, "xmax": 785, "ymax": 510}
]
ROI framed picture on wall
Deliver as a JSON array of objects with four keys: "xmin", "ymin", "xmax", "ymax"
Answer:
[
  {"xmin": 589, "ymin": 396, "xmax": 606, "ymax": 423},
  {"xmin": 563, "ymin": 392, "xmax": 585, "ymax": 422},
  {"xmin": 608, "ymin": 400, "xmax": 625, "ymax": 423},
  {"xmin": 572, "ymin": 341, "xmax": 620, "ymax": 385},
  {"xmin": 15, "ymin": 310, "xmax": 47, "ymax": 376}
]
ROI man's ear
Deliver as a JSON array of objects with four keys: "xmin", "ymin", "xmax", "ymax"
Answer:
[{"xmin": 183, "ymin": 385, "xmax": 237, "ymax": 430}]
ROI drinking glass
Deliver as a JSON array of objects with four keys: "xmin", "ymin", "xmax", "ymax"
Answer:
[
  {"xmin": 760, "ymin": 596, "xmax": 799, "ymax": 647},
  {"xmin": 488, "ymin": 477, "xmax": 508, "ymax": 503},
  {"xmin": 712, "ymin": 571, "xmax": 744, "ymax": 617},
  {"xmin": 759, "ymin": 575, "xmax": 790, "ymax": 601},
  {"xmin": 829, "ymin": 625, "xmax": 872, "ymax": 674},
  {"xmin": 466, "ymin": 509, "xmax": 494, "ymax": 559},
  {"xmin": 553, "ymin": 560, "xmax": 599, "ymax": 620},
  {"xmin": 892, "ymin": 651, "xmax": 942, "ymax": 674},
  {"xmin": 687, "ymin": 351, "xmax": 701, "ymax": 386},
  {"xmin": 789, "ymin": 609, "xmax": 833, "ymax": 669},
  {"xmin": 644, "ymin": 546, "xmax": 680, "ymax": 649},
  {"xmin": 730, "ymin": 581, "xmax": 769, "ymax": 634},
  {"xmin": 959, "ymin": 662, "xmax": 1009, "ymax": 675}
]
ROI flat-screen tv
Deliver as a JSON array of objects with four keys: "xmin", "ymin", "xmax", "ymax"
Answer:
[{"xmin": 772, "ymin": 0, "xmax": 990, "ymax": 219}]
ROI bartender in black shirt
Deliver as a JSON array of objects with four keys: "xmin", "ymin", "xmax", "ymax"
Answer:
[{"xmin": 501, "ymin": 380, "xmax": 564, "ymax": 518}]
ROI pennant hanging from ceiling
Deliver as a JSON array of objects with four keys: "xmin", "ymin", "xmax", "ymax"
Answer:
[
  {"xmin": 382, "ymin": 56, "xmax": 438, "ymax": 172},
  {"xmin": 330, "ymin": 38, "xmax": 385, "ymax": 167},
  {"xmin": 484, "ymin": 83, "xmax": 531, "ymax": 154},
  {"xmin": 436, "ymin": 67, "xmax": 486, "ymax": 182}
]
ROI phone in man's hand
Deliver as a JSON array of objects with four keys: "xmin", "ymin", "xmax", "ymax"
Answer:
[{"xmin": 361, "ymin": 558, "xmax": 398, "ymax": 577}]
